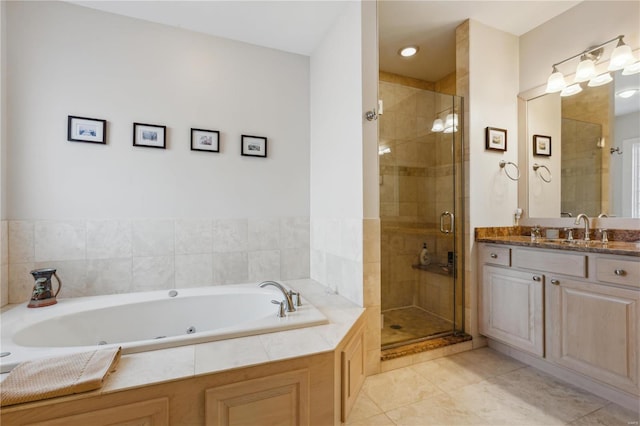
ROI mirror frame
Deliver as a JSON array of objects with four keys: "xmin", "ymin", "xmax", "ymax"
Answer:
[{"xmin": 517, "ymin": 52, "xmax": 640, "ymax": 230}]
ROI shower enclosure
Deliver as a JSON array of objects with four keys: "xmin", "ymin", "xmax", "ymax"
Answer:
[{"xmin": 378, "ymin": 81, "xmax": 464, "ymax": 349}]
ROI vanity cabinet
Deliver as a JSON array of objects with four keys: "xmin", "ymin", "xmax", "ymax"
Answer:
[
  {"xmin": 546, "ymin": 276, "xmax": 639, "ymax": 395},
  {"xmin": 478, "ymin": 243, "xmax": 640, "ymax": 398},
  {"xmin": 480, "ymin": 264, "xmax": 544, "ymax": 356}
]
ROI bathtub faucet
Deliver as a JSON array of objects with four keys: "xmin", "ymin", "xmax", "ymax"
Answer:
[{"xmin": 259, "ymin": 281, "xmax": 296, "ymax": 312}]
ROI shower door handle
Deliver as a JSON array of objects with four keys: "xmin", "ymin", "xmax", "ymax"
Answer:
[{"xmin": 440, "ymin": 211, "xmax": 455, "ymax": 234}]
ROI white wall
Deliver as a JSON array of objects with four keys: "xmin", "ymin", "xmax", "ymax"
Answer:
[
  {"xmin": 613, "ymin": 111, "xmax": 640, "ymax": 217},
  {"xmin": 519, "ymin": 1, "xmax": 640, "ymax": 93},
  {"xmin": 6, "ymin": 1, "xmax": 310, "ymax": 221},
  {"xmin": 526, "ymin": 93, "xmax": 561, "ymax": 218},
  {"xmin": 309, "ymin": 2, "xmax": 364, "ymax": 306},
  {"xmin": 468, "ymin": 20, "xmax": 520, "ymax": 228}
]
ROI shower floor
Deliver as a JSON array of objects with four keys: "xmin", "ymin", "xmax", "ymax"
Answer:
[{"xmin": 381, "ymin": 306, "xmax": 453, "ymax": 348}]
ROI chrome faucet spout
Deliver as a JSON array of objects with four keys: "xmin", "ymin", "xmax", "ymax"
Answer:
[
  {"xmin": 574, "ymin": 214, "xmax": 590, "ymax": 241},
  {"xmin": 259, "ymin": 281, "xmax": 296, "ymax": 312}
]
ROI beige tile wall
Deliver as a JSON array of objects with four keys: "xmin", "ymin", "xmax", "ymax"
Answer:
[
  {"xmin": 1, "ymin": 221, "xmax": 8, "ymax": 306},
  {"xmin": 5, "ymin": 217, "xmax": 310, "ymax": 304}
]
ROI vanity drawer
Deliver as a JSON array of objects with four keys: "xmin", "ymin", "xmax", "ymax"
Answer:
[
  {"xmin": 596, "ymin": 257, "xmax": 640, "ymax": 288},
  {"xmin": 481, "ymin": 245, "xmax": 511, "ymax": 266},
  {"xmin": 513, "ymin": 249, "xmax": 587, "ymax": 278}
]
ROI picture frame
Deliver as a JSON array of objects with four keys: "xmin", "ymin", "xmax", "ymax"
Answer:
[
  {"xmin": 241, "ymin": 135, "xmax": 267, "ymax": 158},
  {"xmin": 533, "ymin": 134, "xmax": 552, "ymax": 156},
  {"xmin": 485, "ymin": 127, "xmax": 507, "ymax": 152},
  {"xmin": 133, "ymin": 122, "xmax": 166, "ymax": 149},
  {"xmin": 67, "ymin": 115, "xmax": 106, "ymax": 144},
  {"xmin": 191, "ymin": 128, "xmax": 220, "ymax": 153}
]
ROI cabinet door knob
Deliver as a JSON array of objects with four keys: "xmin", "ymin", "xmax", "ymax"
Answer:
[
  {"xmin": 532, "ymin": 275, "xmax": 542, "ymax": 282},
  {"xmin": 614, "ymin": 269, "xmax": 626, "ymax": 276},
  {"xmin": 550, "ymin": 279, "xmax": 560, "ymax": 285},
  {"xmin": 490, "ymin": 253, "xmax": 498, "ymax": 259}
]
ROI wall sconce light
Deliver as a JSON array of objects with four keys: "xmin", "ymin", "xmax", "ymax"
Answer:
[{"xmin": 545, "ymin": 35, "xmax": 637, "ymax": 95}]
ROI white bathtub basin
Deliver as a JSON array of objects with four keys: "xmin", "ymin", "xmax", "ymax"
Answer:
[{"xmin": 0, "ymin": 283, "xmax": 328, "ymax": 373}]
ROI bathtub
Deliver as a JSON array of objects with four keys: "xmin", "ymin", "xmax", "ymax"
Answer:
[{"xmin": 0, "ymin": 283, "xmax": 328, "ymax": 373}]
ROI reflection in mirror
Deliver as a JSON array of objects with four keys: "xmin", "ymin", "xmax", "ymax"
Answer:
[{"xmin": 526, "ymin": 70, "xmax": 640, "ymax": 218}]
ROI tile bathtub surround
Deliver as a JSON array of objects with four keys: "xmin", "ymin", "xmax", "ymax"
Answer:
[
  {"xmin": 6, "ymin": 217, "xmax": 310, "ymax": 303},
  {"xmin": 345, "ymin": 347, "xmax": 640, "ymax": 426}
]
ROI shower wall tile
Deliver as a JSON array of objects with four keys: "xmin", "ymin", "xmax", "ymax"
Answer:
[
  {"xmin": 35, "ymin": 221, "xmax": 86, "ymax": 262},
  {"xmin": 1, "ymin": 221, "xmax": 8, "ymax": 266},
  {"xmin": 213, "ymin": 251, "xmax": 248, "ymax": 285},
  {"xmin": 248, "ymin": 250, "xmax": 280, "ymax": 282},
  {"xmin": 175, "ymin": 254, "xmax": 213, "ymax": 288},
  {"xmin": 87, "ymin": 219, "xmax": 132, "ymax": 260},
  {"xmin": 213, "ymin": 218, "xmax": 248, "ymax": 252},
  {"xmin": 132, "ymin": 219, "xmax": 174, "ymax": 257},
  {"xmin": 86, "ymin": 258, "xmax": 132, "ymax": 295},
  {"xmin": 132, "ymin": 256, "xmax": 174, "ymax": 291},
  {"xmin": 175, "ymin": 219, "xmax": 212, "ymax": 255},
  {"xmin": 248, "ymin": 218, "xmax": 280, "ymax": 251},
  {"xmin": 8, "ymin": 220, "xmax": 34, "ymax": 263}
]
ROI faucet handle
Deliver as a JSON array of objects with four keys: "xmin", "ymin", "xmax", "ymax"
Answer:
[
  {"xmin": 598, "ymin": 229, "xmax": 609, "ymax": 243},
  {"xmin": 288, "ymin": 290, "xmax": 302, "ymax": 307},
  {"xmin": 271, "ymin": 300, "xmax": 287, "ymax": 318},
  {"xmin": 563, "ymin": 228, "xmax": 574, "ymax": 241}
]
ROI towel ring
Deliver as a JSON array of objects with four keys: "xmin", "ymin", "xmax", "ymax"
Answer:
[
  {"xmin": 499, "ymin": 160, "xmax": 520, "ymax": 181},
  {"xmin": 532, "ymin": 163, "xmax": 552, "ymax": 183}
]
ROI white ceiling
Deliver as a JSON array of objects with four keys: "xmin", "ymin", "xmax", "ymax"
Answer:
[{"xmin": 70, "ymin": 1, "xmax": 580, "ymax": 81}]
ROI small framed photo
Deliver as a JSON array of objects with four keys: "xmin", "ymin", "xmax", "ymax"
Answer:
[
  {"xmin": 241, "ymin": 135, "xmax": 267, "ymax": 158},
  {"xmin": 191, "ymin": 128, "xmax": 220, "ymax": 153},
  {"xmin": 533, "ymin": 134, "xmax": 552, "ymax": 156},
  {"xmin": 133, "ymin": 122, "xmax": 166, "ymax": 149},
  {"xmin": 67, "ymin": 115, "xmax": 106, "ymax": 144},
  {"xmin": 485, "ymin": 127, "xmax": 507, "ymax": 152}
]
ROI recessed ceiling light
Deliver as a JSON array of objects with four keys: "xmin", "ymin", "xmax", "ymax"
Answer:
[
  {"xmin": 617, "ymin": 89, "xmax": 639, "ymax": 99},
  {"xmin": 398, "ymin": 46, "xmax": 419, "ymax": 57}
]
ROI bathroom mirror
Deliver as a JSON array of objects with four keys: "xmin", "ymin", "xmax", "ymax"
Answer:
[{"xmin": 524, "ymin": 69, "xmax": 640, "ymax": 219}]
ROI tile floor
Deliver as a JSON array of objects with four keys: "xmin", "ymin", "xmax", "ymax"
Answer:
[
  {"xmin": 382, "ymin": 306, "xmax": 453, "ymax": 347},
  {"xmin": 345, "ymin": 347, "xmax": 640, "ymax": 425}
]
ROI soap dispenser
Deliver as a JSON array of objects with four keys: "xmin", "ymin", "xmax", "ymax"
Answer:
[{"xmin": 419, "ymin": 243, "xmax": 431, "ymax": 266}]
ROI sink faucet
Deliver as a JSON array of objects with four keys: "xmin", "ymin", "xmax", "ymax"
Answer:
[
  {"xmin": 259, "ymin": 281, "xmax": 296, "ymax": 312},
  {"xmin": 574, "ymin": 214, "xmax": 590, "ymax": 241}
]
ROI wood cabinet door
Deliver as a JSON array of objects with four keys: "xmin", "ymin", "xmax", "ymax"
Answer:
[
  {"xmin": 546, "ymin": 278, "xmax": 639, "ymax": 395},
  {"xmin": 205, "ymin": 369, "xmax": 310, "ymax": 426},
  {"xmin": 480, "ymin": 266, "xmax": 544, "ymax": 356},
  {"xmin": 341, "ymin": 324, "xmax": 366, "ymax": 422}
]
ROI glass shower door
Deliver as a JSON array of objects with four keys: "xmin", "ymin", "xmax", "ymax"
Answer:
[{"xmin": 378, "ymin": 84, "xmax": 464, "ymax": 349}]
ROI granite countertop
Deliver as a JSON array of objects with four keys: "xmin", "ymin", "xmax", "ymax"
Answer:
[
  {"xmin": 476, "ymin": 235, "xmax": 640, "ymax": 257},
  {"xmin": 0, "ymin": 279, "xmax": 365, "ymax": 406}
]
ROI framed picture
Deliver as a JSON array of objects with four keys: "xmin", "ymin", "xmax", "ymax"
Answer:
[
  {"xmin": 133, "ymin": 122, "xmax": 166, "ymax": 149},
  {"xmin": 67, "ymin": 115, "xmax": 106, "ymax": 144},
  {"xmin": 241, "ymin": 135, "xmax": 267, "ymax": 158},
  {"xmin": 485, "ymin": 127, "xmax": 507, "ymax": 151},
  {"xmin": 533, "ymin": 134, "xmax": 552, "ymax": 156},
  {"xmin": 191, "ymin": 128, "xmax": 220, "ymax": 152}
]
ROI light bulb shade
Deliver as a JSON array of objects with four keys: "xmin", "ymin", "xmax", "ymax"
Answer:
[
  {"xmin": 443, "ymin": 126, "xmax": 457, "ymax": 134},
  {"xmin": 574, "ymin": 58, "xmax": 596, "ymax": 82},
  {"xmin": 587, "ymin": 72, "xmax": 613, "ymax": 87},
  {"xmin": 444, "ymin": 113, "xmax": 458, "ymax": 128},
  {"xmin": 431, "ymin": 118, "xmax": 444, "ymax": 132},
  {"xmin": 561, "ymin": 83, "xmax": 583, "ymax": 97},
  {"xmin": 609, "ymin": 44, "xmax": 633, "ymax": 71},
  {"xmin": 617, "ymin": 89, "xmax": 639, "ymax": 99},
  {"xmin": 546, "ymin": 69, "xmax": 566, "ymax": 93},
  {"xmin": 623, "ymin": 60, "xmax": 640, "ymax": 75}
]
